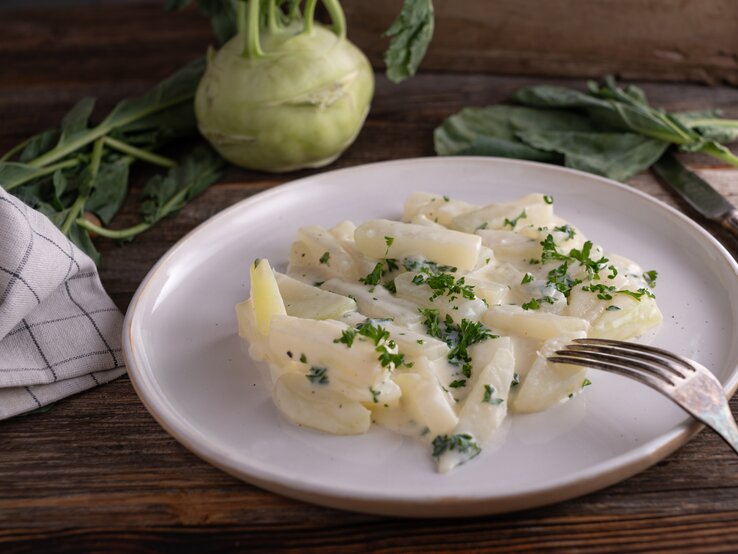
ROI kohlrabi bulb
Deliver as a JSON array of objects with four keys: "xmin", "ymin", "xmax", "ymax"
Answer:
[{"xmin": 195, "ymin": 2, "xmax": 373, "ymax": 172}]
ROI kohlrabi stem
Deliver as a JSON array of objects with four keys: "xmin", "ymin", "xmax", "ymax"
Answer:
[
  {"xmin": 243, "ymin": 0, "xmax": 264, "ymax": 59},
  {"xmin": 267, "ymin": 0, "xmax": 279, "ymax": 32},
  {"xmin": 236, "ymin": 0, "xmax": 247, "ymax": 35},
  {"xmin": 4, "ymin": 158, "xmax": 80, "ymax": 191},
  {"xmin": 103, "ymin": 136, "xmax": 176, "ymax": 168},
  {"xmin": 303, "ymin": 0, "xmax": 317, "ymax": 34},
  {"xmin": 321, "ymin": 0, "xmax": 347, "ymax": 39},
  {"xmin": 701, "ymin": 143, "xmax": 738, "ymax": 168},
  {"xmin": 61, "ymin": 137, "xmax": 104, "ymax": 235},
  {"xmin": 685, "ymin": 118, "xmax": 738, "ymax": 129},
  {"xmin": 76, "ymin": 217, "xmax": 151, "ymax": 240}
]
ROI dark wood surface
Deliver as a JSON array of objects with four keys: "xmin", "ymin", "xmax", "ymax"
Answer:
[{"xmin": 2, "ymin": 3, "xmax": 738, "ymax": 552}]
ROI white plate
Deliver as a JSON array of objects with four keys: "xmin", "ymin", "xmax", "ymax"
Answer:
[{"xmin": 124, "ymin": 157, "xmax": 738, "ymax": 517}]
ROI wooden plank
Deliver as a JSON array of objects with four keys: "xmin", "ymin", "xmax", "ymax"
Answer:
[
  {"xmin": 0, "ymin": 1, "xmax": 737, "ymax": 85},
  {"xmin": 345, "ymin": 0, "xmax": 738, "ymax": 85}
]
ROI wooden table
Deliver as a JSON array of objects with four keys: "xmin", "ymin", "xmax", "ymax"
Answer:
[{"xmin": 2, "ymin": 4, "xmax": 738, "ymax": 552}]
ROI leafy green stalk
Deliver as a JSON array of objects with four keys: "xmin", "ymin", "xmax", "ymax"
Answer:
[
  {"xmin": 60, "ymin": 137, "xmax": 104, "ymax": 235},
  {"xmin": 102, "ymin": 136, "xmax": 176, "ymax": 168},
  {"xmin": 384, "ymin": 0, "xmax": 434, "ymax": 83},
  {"xmin": 435, "ymin": 76, "xmax": 738, "ymax": 181},
  {"xmin": 77, "ymin": 146, "xmax": 224, "ymax": 241}
]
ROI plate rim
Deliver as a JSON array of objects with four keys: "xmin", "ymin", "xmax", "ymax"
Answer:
[{"xmin": 123, "ymin": 156, "xmax": 738, "ymax": 517}]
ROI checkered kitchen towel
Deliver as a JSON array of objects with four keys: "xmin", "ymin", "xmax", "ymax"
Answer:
[{"xmin": 0, "ymin": 188, "xmax": 125, "ymax": 420}]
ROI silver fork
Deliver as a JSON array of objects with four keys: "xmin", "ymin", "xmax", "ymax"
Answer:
[{"xmin": 549, "ymin": 337, "xmax": 738, "ymax": 455}]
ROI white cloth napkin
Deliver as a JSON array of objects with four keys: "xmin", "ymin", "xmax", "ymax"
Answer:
[{"xmin": 0, "ymin": 188, "xmax": 125, "ymax": 420}]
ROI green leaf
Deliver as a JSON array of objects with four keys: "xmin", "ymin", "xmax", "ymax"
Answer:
[
  {"xmin": 140, "ymin": 146, "xmax": 224, "ymax": 224},
  {"xmin": 18, "ymin": 129, "xmax": 60, "ymax": 163},
  {"xmin": 101, "ymin": 59, "xmax": 205, "ymax": 131},
  {"xmin": 0, "ymin": 162, "xmax": 47, "ymax": 191},
  {"xmin": 673, "ymin": 110, "xmax": 738, "ymax": 144},
  {"xmin": 384, "ymin": 0, "xmax": 434, "ymax": 83},
  {"xmin": 85, "ymin": 161, "xmax": 130, "ymax": 224},
  {"xmin": 517, "ymin": 130, "xmax": 668, "ymax": 181},
  {"xmin": 58, "ymin": 97, "xmax": 96, "ymax": 147},
  {"xmin": 434, "ymin": 105, "xmax": 593, "ymax": 161},
  {"xmin": 110, "ymin": 102, "xmax": 198, "ymax": 149}
]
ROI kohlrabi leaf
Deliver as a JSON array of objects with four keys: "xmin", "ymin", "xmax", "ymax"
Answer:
[
  {"xmin": 674, "ymin": 110, "xmax": 738, "ymax": 144},
  {"xmin": 17, "ymin": 129, "xmax": 60, "ymax": 163},
  {"xmin": 140, "ymin": 146, "xmax": 224, "ymax": 224},
  {"xmin": 434, "ymin": 105, "xmax": 594, "ymax": 158},
  {"xmin": 57, "ymin": 97, "xmax": 96, "ymax": 147},
  {"xmin": 384, "ymin": 0, "xmax": 434, "ymax": 83},
  {"xmin": 516, "ymin": 130, "xmax": 668, "ymax": 181},
  {"xmin": 453, "ymin": 135, "xmax": 562, "ymax": 162},
  {"xmin": 101, "ymin": 58, "xmax": 205, "ymax": 131},
  {"xmin": 85, "ymin": 160, "xmax": 130, "ymax": 224}
]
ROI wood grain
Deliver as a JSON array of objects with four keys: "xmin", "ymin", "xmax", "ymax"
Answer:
[{"xmin": 1, "ymin": 3, "xmax": 738, "ymax": 552}]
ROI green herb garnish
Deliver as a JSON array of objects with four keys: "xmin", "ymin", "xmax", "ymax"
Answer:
[
  {"xmin": 319, "ymin": 251, "xmax": 330, "ymax": 265},
  {"xmin": 431, "ymin": 433, "xmax": 481, "ymax": 459},
  {"xmin": 482, "ymin": 384, "xmax": 504, "ymax": 405},
  {"xmin": 306, "ymin": 366, "xmax": 329, "ymax": 385}
]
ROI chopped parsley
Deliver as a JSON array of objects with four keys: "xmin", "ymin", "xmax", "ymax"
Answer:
[
  {"xmin": 511, "ymin": 373, "xmax": 520, "ymax": 387},
  {"xmin": 369, "ymin": 387, "xmax": 380, "ymax": 403},
  {"xmin": 504, "ymin": 210, "xmax": 527, "ymax": 229},
  {"xmin": 522, "ymin": 298, "xmax": 540, "ymax": 310},
  {"xmin": 617, "ymin": 288, "xmax": 655, "ymax": 301},
  {"xmin": 547, "ymin": 262, "xmax": 581, "ymax": 297},
  {"xmin": 299, "ymin": 353, "xmax": 307, "ymax": 364},
  {"xmin": 606, "ymin": 305, "xmax": 621, "ymax": 311},
  {"xmin": 359, "ymin": 237, "xmax": 397, "ymax": 288},
  {"xmin": 319, "ymin": 251, "xmax": 330, "ymax": 265},
  {"xmin": 449, "ymin": 379, "xmax": 467, "ymax": 388},
  {"xmin": 643, "ymin": 269, "xmax": 658, "ymax": 288},
  {"xmin": 582, "ymin": 378, "xmax": 592, "ymax": 387},
  {"xmin": 553, "ymin": 224, "xmax": 576, "ymax": 240},
  {"xmin": 431, "ymin": 433, "xmax": 481, "ymax": 459},
  {"xmin": 419, "ymin": 308, "xmax": 495, "ymax": 380},
  {"xmin": 416, "ymin": 339, "xmax": 424, "ymax": 344},
  {"xmin": 482, "ymin": 384, "xmax": 504, "ymax": 405},
  {"xmin": 412, "ymin": 272, "xmax": 476, "ymax": 302},
  {"xmin": 521, "ymin": 272, "xmax": 534, "ymax": 285},
  {"xmin": 403, "ymin": 258, "xmax": 457, "ymax": 274},
  {"xmin": 607, "ymin": 265, "xmax": 618, "ymax": 279},
  {"xmin": 582, "ymin": 283, "xmax": 616, "ymax": 300},
  {"xmin": 333, "ymin": 328, "xmax": 357, "ymax": 347},
  {"xmin": 355, "ymin": 319, "xmax": 412, "ymax": 370},
  {"xmin": 475, "ymin": 221, "xmax": 489, "ymax": 231},
  {"xmin": 306, "ymin": 366, "xmax": 329, "ymax": 385},
  {"xmin": 443, "ymin": 195, "xmax": 450, "ymax": 202},
  {"xmin": 543, "ymin": 195, "xmax": 554, "ymax": 205}
]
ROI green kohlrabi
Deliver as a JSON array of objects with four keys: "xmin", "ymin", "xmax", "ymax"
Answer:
[{"xmin": 194, "ymin": 0, "xmax": 374, "ymax": 172}]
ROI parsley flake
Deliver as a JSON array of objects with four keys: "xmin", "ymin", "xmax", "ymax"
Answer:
[
  {"xmin": 306, "ymin": 366, "xmax": 329, "ymax": 385},
  {"xmin": 319, "ymin": 251, "xmax": 330, "ymax": 265},
  {"xmin": 482, "ymin": 384, "xmax": 504, "ymax": 405},
  {"xmin": 431, "ymin": 434, "xmax": 481, "ymax": 459},
  {"xmin": 504, "ymin": 210, "xmax": 527, "ymax": 229}
]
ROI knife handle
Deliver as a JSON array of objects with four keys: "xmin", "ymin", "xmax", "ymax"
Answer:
[{"xmin": 721, "ymin": 209, "xmax": 738, "ymax": 239}]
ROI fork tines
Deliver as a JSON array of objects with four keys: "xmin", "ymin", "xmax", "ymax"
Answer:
[{"xmin": 548, "ymin": 338, "xmax": 696, "ymax": 390}]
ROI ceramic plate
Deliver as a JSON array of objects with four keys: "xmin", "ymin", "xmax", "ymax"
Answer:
[{"xmin": 123, "ymin": 157, "xmax": 738, "ymax": 517}]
